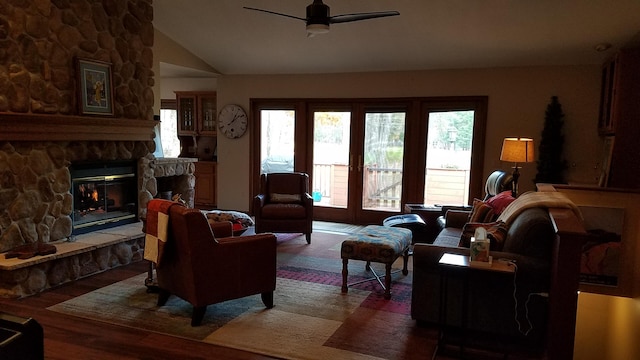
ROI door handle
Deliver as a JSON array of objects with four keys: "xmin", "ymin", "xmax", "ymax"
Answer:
[
  {"xmin": 349, "ymin": 155, "xmax": 354, "ymax": 171},
  {"xmin": 358, "ymin": 155, "xmax": 363, "ymax": 172}
]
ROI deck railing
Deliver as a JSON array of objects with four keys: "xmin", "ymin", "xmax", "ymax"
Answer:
[{"xmin": 312, "ymin": 164, "xmax": 469, "ymax": 210}]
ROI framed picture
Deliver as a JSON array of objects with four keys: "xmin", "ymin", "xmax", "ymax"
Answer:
[
  {"xmin": 77, "ymin": 58, "xmax": 114, "ymax": 115},
  {"xmin": 598, "ymin": 136, "xmax": 615, "ymax": 187}
]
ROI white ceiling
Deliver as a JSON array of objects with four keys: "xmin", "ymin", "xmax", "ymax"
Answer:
[{"xmin": 153, "ymin": 0, "xmax": 640, "ymax": 76}]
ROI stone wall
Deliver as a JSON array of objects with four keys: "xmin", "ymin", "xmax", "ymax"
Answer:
[
  {"xmin": 0, "ymin": 140, "xmax": 155, "ymax": 252},
  {"xmin": 0, "ymin": 0, "xmax": 154, "ymax": 119},
  {"xmin": 0, "ymin": 0, "xmax": 156, "ymax": 251}
]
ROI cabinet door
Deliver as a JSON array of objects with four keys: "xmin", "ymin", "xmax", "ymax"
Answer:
[
  {"xmin": 177, "ymin": 95, "xmax": 197, "ymax": 136},
  {"xmin": 195, "ymin": 162, "xmax": 216, "ymax": 206},
  {"xmin": 198, "ymin": 94, "xmax": 217, "ymax": 136}
]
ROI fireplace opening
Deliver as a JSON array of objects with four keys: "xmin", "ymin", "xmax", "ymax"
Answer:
[{"xmin": 70, "ymin": 161, "xmax": 138, "ymax": 234}]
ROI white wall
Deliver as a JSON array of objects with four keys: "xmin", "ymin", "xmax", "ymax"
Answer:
[{"xmin": 216, "ymin": 66, "xmax": 602, "ymax": 211}]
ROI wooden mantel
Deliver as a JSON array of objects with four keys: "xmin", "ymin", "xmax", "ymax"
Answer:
[{"xmin": 0, "ymin": 113, "xmax": 157, "ymax": 142}]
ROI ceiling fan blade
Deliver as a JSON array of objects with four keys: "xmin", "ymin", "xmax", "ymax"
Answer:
[
  {"xmin": 329, "ymin": 11, "xmax": 400, "ymax": 24},
  {"xmin": 243, "ymin": 7, "xmax": 306, "ymax": 22}
]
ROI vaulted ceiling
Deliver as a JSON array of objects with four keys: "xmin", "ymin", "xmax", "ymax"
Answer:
[{"xmin": 153, "ymin": 0, "xmax": 640, "ymax": 76}]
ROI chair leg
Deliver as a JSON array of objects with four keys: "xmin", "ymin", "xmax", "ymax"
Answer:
[
  {"xmin": 191, "ymin": 306, "xmax": 207, "ymax": 326},
  {"xmin": 305, "ymin": 232, "xmax": 311, "ymax": 244},
  {"xmin": 261, "ymin": 291, "xmax": 274, "ymax": 308},
  {"xmin": 157, "ymin": 289, "xmax": 170, "ymax": 306}
]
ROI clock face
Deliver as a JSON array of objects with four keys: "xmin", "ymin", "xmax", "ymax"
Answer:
[{"xmin": 218, "ymin": 104, "xmax": 248, "ymax": 139}]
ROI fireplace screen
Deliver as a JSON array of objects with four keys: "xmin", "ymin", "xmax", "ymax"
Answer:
[{"xmin": 71, "ymin": 162, "xmax": 137, "ymax": 234}]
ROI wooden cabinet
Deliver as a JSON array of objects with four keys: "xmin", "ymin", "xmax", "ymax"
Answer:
[
  {"xmin": 597, "ymin": 48, "xmax": 640, "ymax": 189},
  {"xmin": 176, "ymin": 91, "xmax": 217, "ymax": 136},
  {"xmin": 195, "ymin": 161, "xmax": 216, "ymax": 207}
]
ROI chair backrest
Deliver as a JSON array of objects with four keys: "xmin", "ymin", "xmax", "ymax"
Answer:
[
  {"xmin": 261, "ymin": 172, "xmax": 310, "ymax": 200},
  {"xmin": 484, "ymin": 170, "xmax": 513, "ymax": 200}
]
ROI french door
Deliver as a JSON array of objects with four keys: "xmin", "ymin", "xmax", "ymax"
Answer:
[
  {"xmin": 310, "ymin": 103, "xmax": 408, "ymax": 224},
  {"xmin": 251, "ymin": 97, "xmax": 487, "ymax": 225}
]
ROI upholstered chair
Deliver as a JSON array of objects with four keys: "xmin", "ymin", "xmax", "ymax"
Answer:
[
  {"xmin": 253, "ymin": 172, "xmax": 313, "ymax": 244},
  {"xmin": 148, "ymin": 199, "xmax": 277, "ymax": 326}
]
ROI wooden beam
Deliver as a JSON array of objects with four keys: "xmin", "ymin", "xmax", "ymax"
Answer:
[{"xmin": 0, "ymin": 113, "xmax": 157, "ymax": 142}]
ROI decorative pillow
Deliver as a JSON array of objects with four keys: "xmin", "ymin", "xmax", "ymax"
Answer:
[
  {"xmin": 486, "ymin": 190, "xmax": 516, "ymax": 216},
  {"xmin": 204, "ymin": 210, "xmax": 255, "ymax": 228},
  {"xmin": 468, "ymin": 198, "xmax": 495, "ymax": 223},
  {"xmin": 458, "ymin": 221, "xmax": 509, "ymax": 251},
  {"xmin": 270, "ymin": 193, "xmax": 301, "ymax": 203}
]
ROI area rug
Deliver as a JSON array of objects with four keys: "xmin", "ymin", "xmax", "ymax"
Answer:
[{"xmin": 48, "ymin": 231, "xmax": 434, "ymax": 360}]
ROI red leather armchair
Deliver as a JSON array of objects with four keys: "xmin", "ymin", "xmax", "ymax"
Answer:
[
  {"xmin": 152, "ymin": 200, "xmax": 277, "ymax": 326},
  {"xmin": 253, "ymin": 172, "xmax": 313, "ymax": 244}
]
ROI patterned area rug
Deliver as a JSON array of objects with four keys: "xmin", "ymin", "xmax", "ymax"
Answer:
[{"xmin": 48, "ymin": 231, "xmax": 434, "ymax": 360}]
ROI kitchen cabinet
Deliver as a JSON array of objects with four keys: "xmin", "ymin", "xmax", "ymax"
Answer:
[
  {"xmin": 195, "ymin": 161, "xmax": 216, "ymax": 207},
  {"xmin": 176, "ymin": 91, "xmax": 217, "ymax": 136}
]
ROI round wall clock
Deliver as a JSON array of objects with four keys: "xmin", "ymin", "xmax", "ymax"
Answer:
[{"xmin": 218, "ymin": 104, "xmax": 248, "ymax": 139}]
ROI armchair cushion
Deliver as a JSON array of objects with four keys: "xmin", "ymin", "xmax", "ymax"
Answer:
[{"xmin": 270, "ymin": 193, "xmax": 301, "ymax": 203}]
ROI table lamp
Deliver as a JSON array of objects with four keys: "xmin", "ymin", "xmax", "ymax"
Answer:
[{"xmin": 500, "ymin": 137, "xmax": 535, "ymax": 197}]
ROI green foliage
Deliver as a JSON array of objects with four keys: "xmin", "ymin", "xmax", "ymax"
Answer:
[{"xmin": 534, "ymin": 96, "xmax": 568, "ymax": 184}]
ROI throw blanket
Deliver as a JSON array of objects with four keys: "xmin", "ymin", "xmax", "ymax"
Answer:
[
  {"xmin": 144, "ymin": 200, "xmax": 181, "ymax": 267},
  {"xmin": 497, "ymin": 191, "xmax": 583, "ymax": 226}
]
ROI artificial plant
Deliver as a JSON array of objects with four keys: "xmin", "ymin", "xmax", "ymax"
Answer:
[{"xmin": 534, "ymin": 96, "xmax": 568, "ymax": 184}]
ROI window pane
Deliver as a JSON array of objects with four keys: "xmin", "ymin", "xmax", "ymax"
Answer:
[
  {"xmin": 261, "ymin": 110, "xmax": 295, "ymax": 173},
  {"xmin": 160, "ymin": 108, "xmax": 180, "ymax": 158},
  {"xmin": 363, "ymin": 112, "xmax": 405, "ymax": 211},
  {"xmin": 425, "ymin": 110, "xmax": 474, "ymax": 205},
  {"xmin": 312, "ymin": 111, "xmax": 351, "ymax": 208}
]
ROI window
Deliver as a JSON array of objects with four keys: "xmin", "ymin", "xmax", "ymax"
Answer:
[{"xmin": 160, "ymin": 99, "xmax": 180, "ymax": 158}]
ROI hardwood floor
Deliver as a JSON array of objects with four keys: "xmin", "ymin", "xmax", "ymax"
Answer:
[{"xmin": 0, "ymin": 261, "xmax": 276, "ymax": 360}]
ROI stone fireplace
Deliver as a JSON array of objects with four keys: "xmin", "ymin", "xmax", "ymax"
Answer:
[{"xmin": 0, "ymin": 0, "xmax": 164, "ymax": 296}]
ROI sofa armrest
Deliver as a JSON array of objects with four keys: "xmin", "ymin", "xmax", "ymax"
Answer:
[{"xmin": 444, "ymin": 209, "xmax": 470, "ymax": 229}]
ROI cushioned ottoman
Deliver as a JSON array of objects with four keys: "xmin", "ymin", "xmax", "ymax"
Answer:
[{"xmin": 340, "ymin": 225, "xmax": 412, "ymax": 299}]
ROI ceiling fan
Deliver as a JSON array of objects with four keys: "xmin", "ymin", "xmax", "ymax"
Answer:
[{"xmin": 243, "ymin": 0, "xmax": 400, "ymax": 37}]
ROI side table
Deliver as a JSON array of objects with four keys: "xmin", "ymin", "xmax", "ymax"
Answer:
[
  {"xmin": 435, "ymin": 253, "xmax": 515, "ymax": 359},
  {"xmin": 404, "ymin": 204, "xmax": 443, "ymax": 243}
]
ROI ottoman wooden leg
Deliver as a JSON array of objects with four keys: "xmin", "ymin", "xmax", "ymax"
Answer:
[
  {"xmin": 402, "ymin": 249, "xmax": 409, "ymax": 276},
  {"xmin": 384, "ymin": 263, "xmax": 392, "ymax": 300},
  {"xmin": 341, "ymin": 258, "xmax": 349, "ymax": 293}
]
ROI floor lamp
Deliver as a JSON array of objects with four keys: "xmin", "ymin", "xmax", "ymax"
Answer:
[{"xmin": 500, "ymin": 137, "xmax": 535, "ymax": 197}]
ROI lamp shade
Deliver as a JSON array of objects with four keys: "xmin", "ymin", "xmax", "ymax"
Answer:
[{"xmin": 500, "ymin": 137, "xmax": 535, "ymax": 163}]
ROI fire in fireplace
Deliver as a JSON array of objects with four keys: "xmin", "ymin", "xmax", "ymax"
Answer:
[{"xmin": 70, "ymin": 161, "xmax": 138, "ymax": 234}]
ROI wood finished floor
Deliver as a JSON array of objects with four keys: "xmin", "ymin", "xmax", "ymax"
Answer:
[{"xmin": 0, "ymin": 261, "xmax": 276, "ymax": 360}]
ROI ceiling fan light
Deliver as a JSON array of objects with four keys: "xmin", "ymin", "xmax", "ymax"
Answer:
[{"xmin": 306, "ymin": 23, "xmax": 329, "ymax": 35}]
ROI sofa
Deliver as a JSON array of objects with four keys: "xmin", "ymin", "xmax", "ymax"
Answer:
[{"xmin": 411, "ymin": 191, "xmax": 584, "ymax": 351}]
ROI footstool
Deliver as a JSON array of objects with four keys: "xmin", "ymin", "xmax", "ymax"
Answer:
[{"xmin": 340, "ymin": 225, "xmax": 412, "ymax": 299}]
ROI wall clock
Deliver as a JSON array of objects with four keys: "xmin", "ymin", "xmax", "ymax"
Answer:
[{"xmin": 218, "ymin": 104, "xmax": 248, "ymax": 139}]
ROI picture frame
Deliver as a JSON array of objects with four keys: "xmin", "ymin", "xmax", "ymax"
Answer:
[
  {"xmin": 76, "ymin": 58, "xmax": 114, "ymax": 116},
  {"xmin": 598, "ymin": 136, "xmax": 615, "ymax": 187}
]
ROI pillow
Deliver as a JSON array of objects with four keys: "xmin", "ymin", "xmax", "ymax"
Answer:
[
  {"xmin": 468, "ymin": 198, "xmax": 495, "ymax": 223},
  {"xmin": 204, "ymin": 210, "xmax": 255, "ymax": 228},
  {"xmin": 458, "ymin": 221, "xmax": 509, "ymax": 251},
  {"xmin": 486, "ymin": 190, "xmax": 516, "ymax": 216},
  {"xmin": 270, "ymin": 193, "xmax": 301, "ymax": 203}
]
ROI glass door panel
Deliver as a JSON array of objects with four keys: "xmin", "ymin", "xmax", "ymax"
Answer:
[
  {"xmin": 424, "ymin": 110, "xmax": 475, "ymax": 205},
  {"xmin": 362, "ymin": 112, "xmax": 406, "ymax": 212},
  {"xmin": 260, "ymin": 110, "xmax": 295, "ymax": 174},
  {"xmin": 312, "ymin": 111, "xmax": 351, "ymax": 208}
]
